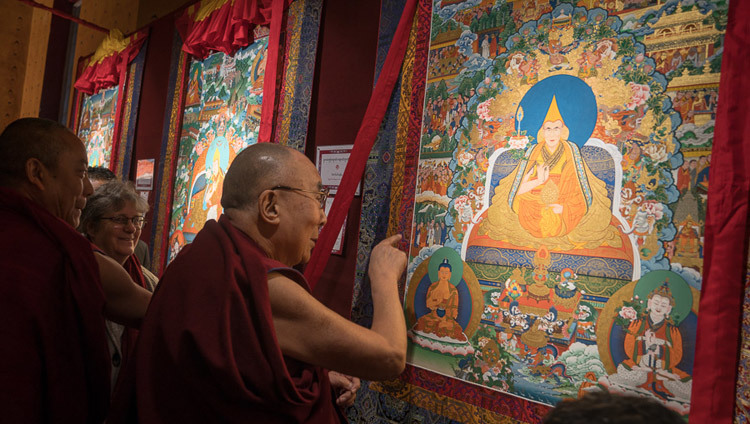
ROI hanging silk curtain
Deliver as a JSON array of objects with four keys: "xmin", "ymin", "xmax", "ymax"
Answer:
[
  {"xmin": 74, "ymin": 29, "xmax": 147, "ymax": 95},
  {"xmin": 690, "ymin": 0, "xmax": 750, "ymax": 421},
  {"xmin": 176, "ymin": 0, "xmax": 274, "ymax": 59},
  {"xmin": 175, "ymin": 0, "xmax": 289, "ymax": 142},
  {"xmin": 73, "ymin": 29, "xmax": 148, "ymax": 175}
]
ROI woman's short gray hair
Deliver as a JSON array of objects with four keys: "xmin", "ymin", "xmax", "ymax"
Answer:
[{"xmin": 79, "ymin": 180, "xmax": 149, "ymax": 236}]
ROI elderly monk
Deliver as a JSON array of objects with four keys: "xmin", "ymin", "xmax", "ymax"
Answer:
[
  {"xmin": 0, "ymin": 118, "xmax": 151, "ymax": 423},
  {"xmin": 79, "ymin": 181, "xmax": 159, "ymax": 390},
  {"xmin": 117, "ymin": 143, "xmax": 407, "ymax": 423}
]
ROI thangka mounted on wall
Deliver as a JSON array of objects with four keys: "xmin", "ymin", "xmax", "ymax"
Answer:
[
  {"xmin": 77, "ymin": 87, "xmax": 118, "ymax": 168},
  {"xmin": 73, "ymin": 30, "xmax": 148, "ymax": 178},
  {"xmin": 403, "ymin": 0, "xmax": 726, "ymax": 418},
  {"xmin": 165, "ymin": 37, "xmax": 268, "ymax": 263}
]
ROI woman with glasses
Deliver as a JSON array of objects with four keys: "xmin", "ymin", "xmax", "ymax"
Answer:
[{"xmin": 78, "ymin": 180, "xmax": 158, "ymax": 390}]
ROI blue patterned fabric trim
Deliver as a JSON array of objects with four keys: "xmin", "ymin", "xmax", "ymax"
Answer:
[
  {"xmin": 348, "ymin": 381, "xmax": 462, "ymax": 424},
  {"xmin": 351, "ymin": 82, "xmax": 402, "ymax": 328},
  {"xmin": 507, "ymin": 149, "xmax": 532, "ymax": 210},
  {"xmin": 118, "ymin": 41, "xmax": 148, "ymax": 179},
  {"xmin": 465, "ymin": 245, "xmax": 634, "ymax": 280},
  {"xmin": 569, "ymin": 141, "xmax": 592, "ymax": 208},
  {"xmin": 282, "ymin": 0, "xmax": 323, "ymax": 151},
  {"xmin": 350, "ymin": 0, "xmax": 407, "ymax": 327}
]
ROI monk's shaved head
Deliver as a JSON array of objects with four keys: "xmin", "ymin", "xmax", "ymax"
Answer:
[
  {"xmin": 0, "ymin": 118, "xmax": 73, "ymax": 186},
  {"xmin": 221, "ymin": 142, "xmax": 296, "ymax": 210}
]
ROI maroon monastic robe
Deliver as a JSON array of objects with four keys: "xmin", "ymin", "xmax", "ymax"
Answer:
[
  {"xmin": 116, "ymin": 215, "xmax": 341, "ymax": 423},
  {"xmin": 0, "ymin": 187, "xmax": 110, "ymax": 423},
  {"xmin": 119, "ymin": 255, "xmax": 147, "ymax": 373}
]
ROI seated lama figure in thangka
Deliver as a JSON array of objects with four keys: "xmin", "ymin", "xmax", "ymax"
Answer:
[
  {"xmin": 462, "ymin": 77, "xmax": 638, "ymax": 355},
  {"xmin": 464, "ymin": 82, "xmax": 637, "ymax": 284},
  {"xmin": 183, "ymin": 120, "xmax": 232, "ymax": 239}
]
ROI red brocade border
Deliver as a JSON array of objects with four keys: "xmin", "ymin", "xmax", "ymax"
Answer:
[
  {"xmin": 151, "ymin": 41, "xmax": 189, "ymax": 275},
  {"xmin": 690, "ymin": 0, "xmax": 750, "ymax": 421},
  {"xmin": 391, "ymin": 0, "xmax": 431, "ymax": 253}
]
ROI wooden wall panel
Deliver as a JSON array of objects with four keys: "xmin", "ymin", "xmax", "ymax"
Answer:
[
  {"xmin": 0, "ymin": 0, "xmax": 32, "ymax": 130},
  {"xmin": 19, "ymin": 0, "xmax": 53, "ymax": 119},
  {"xmin": 64, "ymin": 0, "xmax": 139, "ymax": 127},
  {"xmin": 136, "ymin": 0, "xmax": 193, "ymax": 29}
]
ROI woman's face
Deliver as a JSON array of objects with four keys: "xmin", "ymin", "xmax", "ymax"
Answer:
[{"xmin": 89, "ymin": 201, "xmax": 143, "ymax": 264}]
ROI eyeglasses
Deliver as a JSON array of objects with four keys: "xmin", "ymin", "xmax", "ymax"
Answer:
[
  {"xmin": 99, "ymin": 215, "xmax": 146, "ymax": 228},
  {"xmin": 271, "ymin": 185, "xmax": 329, "ymax": 209}
]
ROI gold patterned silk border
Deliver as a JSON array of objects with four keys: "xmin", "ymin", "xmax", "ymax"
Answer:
[
  {"xmin": 370, "ymin": 379, "xmax": 529, "ymax": 424},
  {"xmin": 115, "ymin": 62, "xmax": 137, "ymax": 177},
  {"xmin": 276, "ymin": 0, "xmax": 304, "ymax": 147},
  {"xmin": 152, "ymin": 49, "xmax": 188, "ymax": 275},
  {"xmin": 387, "ymin": 10, "xmax": 419, "ymax": 238}
]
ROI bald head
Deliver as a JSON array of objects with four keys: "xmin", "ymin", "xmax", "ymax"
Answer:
[
  {"xmin": 0, "ymin": 118, "xmax": 73, "ymax": 187},
  {"xmin": 221, "ymin": 143, "xmax": 297, "ymax": 210}
]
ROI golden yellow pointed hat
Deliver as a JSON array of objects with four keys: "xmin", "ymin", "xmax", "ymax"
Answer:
[{"xmin": 543, "ymin": 95, "xmax": 565, "ymax": 124}]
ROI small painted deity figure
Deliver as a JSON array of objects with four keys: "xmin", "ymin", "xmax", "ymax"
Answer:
[
  {"xmin": 503, "ymin": 301, "xmax": 531, "ymax": 331},
  {"xmin": 623, "ymin": 283, "xmax": 687, "ymax": 398},
  {"xmin": 482, "ymin": 290, "xmax": 503, "ymax": 322},
  {"xmin": 537, "ymin": 306, "xmax": 565, "ymax": 335},
  {"xmin": 411, "ymin": 258, "xmax": 468, "ymax": 341},
  {"xmin": 575, "ymin": 303, "xmax": 597, "ymax": 340},
  {"xmin": 604, "ymin": 280, "xmax": 692, "ymax": 402}
]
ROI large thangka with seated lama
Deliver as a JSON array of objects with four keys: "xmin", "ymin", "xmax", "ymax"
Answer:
[
  {"xmin": 166, "ymin": 38, "xmax": 268, "ymax": 263},
  {"xmin": 402, "ymin": 1, "xmax": 724, "ymax": 418}
]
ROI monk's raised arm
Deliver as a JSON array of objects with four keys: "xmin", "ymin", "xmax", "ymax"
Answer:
[
  {"xmin": 95, "ymin": 253, "xmax": 152, "ymax": 327},
  {"xmin": 269, "ymin": 234, "xmax": 407, "ymax": 381}
]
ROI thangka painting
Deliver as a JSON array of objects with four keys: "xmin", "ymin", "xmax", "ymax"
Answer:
[
  {"xmin": 166, "ymin": 37, "xmax": 268, "ymax": 262},
  {"xmin": 403, "ymin": 0, "xmax": 726, "ymax": 418},
  {"xmin": 77, "ymin": 86, "xmax": 119, "ymax": 168}
]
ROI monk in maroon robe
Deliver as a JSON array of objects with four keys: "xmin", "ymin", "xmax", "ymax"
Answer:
[
  {"xmin": 112, "ymin": 143, "xmax": 407, "ymax": 423},
  {"xmin": 0, "ymin": 185, "xmax": 110, "ymax": 423},
  {"xmin": 0, "ymin": 118, "xmax": 151, "ymax": 423}
]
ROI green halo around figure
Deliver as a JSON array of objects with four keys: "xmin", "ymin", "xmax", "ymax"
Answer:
[
  {"xmin": 633, "ymin": 270, "xmax": 693, "ymax": 325},
  {"xmin": 427, "ymin": 247, "xmax": 464, "ymax": 287}
]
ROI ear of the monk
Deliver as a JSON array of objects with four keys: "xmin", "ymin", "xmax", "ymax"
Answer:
[
  {"xmin": 258, "ymin": 189, "xmax": 281, "ymax": 225},
  {"xmin": 25, "ymin": 158, "xmax": 48, "ymax": 192}
]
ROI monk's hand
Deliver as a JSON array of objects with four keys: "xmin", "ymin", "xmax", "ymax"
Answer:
[
  {"xmin": 369, "ymin": 234, "xmax": 407, "ymax": 288},
  {"xmin": 550, "ymin": 203, "xmax": 563, "ymax": 214},
  {"xmin": 329, "ymin": 371, "xmax": 361, "ymax": 408}
]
